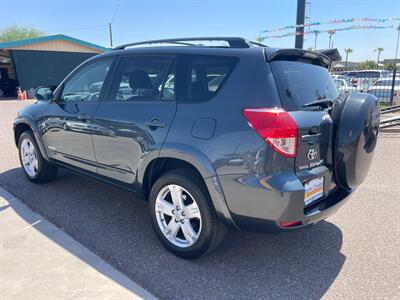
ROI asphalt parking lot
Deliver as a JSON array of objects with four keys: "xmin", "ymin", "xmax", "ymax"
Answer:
[{"xmin": 1, "ymin": 100, "xmax": 399, "ymax": 299}]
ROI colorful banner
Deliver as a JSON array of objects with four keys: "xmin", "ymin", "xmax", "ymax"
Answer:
[
  {"xmin": 262, "ymin": 17, "xmax": 400, "ymax": 33},
  {"xmin": 263, "ymin": 25, "xmax": 396, "ymax": 39}
]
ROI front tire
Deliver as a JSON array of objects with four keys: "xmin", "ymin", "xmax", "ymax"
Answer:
[
  {"xmin": 149, "ymin": 169, "xmax": 226, "ymax": 259},
  {"xmin": 18, "ymin": 131, "xmax": 58, "ymax": 183}
]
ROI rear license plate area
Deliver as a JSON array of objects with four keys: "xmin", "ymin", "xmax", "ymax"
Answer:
[{"xmin": 304, "ymin": 177, "xmax": 324, "ymax": 206}]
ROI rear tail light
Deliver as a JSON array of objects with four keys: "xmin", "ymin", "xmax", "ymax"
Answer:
[
  {"xmin": 280, "ymin": 221, "xmax": 302, "ymax": 228},
  {"xmin": 242, "ymin": 107, "xmax": 298, "ymax": 158}
]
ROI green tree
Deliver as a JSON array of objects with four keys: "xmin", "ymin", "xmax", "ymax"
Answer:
[
  {"xmin": 357, "ymin": 60, "xmax": 379, "ymax": 70},
  {"xmin": 374, "ymin": 47, "xmax": 384, "ymax": 64},
  {"xmin": 344, "ymin": 48, "xmax": 353, "ymax": 70},
  {"xmin": 385, "ymin": 62, "xmax": 396, "ymax": 71},
  {"xmin": 0, "ymin": 25, "xmax": 45, "ymax": 42}
]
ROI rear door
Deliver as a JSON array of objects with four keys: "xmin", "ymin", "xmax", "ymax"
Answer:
[{"xmin": 91, "ymin": 55, "xmax": 176, "ymax": 184}]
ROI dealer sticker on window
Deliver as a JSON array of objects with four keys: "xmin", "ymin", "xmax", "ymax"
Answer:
[{"xmin": 304, "ymin": 177, "xmax": 324, "ymax": 206}]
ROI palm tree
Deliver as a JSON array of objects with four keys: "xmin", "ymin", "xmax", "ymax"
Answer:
[
  {"xmin": 374, "ymin": 47, "xmax": 384, "ymax": 65},
  {"xmin": 344, "ymin": 48, "xmax": 354, "ymax": 70},
  {"xmin": 313, "ymin": 30, "xmax": 320, "ymax": 50},
  {"xmin": 255, "ymin": 32, "xmax": 266, "ymax": 45},
  {"xmin": 328, "ymin": 30, "xmax": 336, "ymax": 49}
]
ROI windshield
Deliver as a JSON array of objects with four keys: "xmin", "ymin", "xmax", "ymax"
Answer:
[
  {"xmin": 271, "ymin": 61, "xmax": 338, "ymax": 110},
  {"xmin": 373, "ymin": 79, "xmax": 400, "ymax": 86}
]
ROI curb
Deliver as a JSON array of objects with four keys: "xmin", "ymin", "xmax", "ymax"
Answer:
[{"xmin": 0, "ymin": 186, "xmax": 157, "ymax": 300}]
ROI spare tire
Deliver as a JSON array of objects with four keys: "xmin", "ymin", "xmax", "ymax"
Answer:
[{"xmin": 331, "ymin": 93, "xmax": 380, "ymax": 189}]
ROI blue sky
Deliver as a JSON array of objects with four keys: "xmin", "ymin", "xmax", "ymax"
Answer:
[{"xmin": 1, "ymin": 0, "xmax": 399, "ymax": 61}]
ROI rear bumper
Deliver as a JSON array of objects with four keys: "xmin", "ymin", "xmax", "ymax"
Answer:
[{"xmin": 218, "ymin": 170, "xmax": 353, "ymax": 232}]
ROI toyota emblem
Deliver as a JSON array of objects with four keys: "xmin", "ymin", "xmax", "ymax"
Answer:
[{"xmin": 307, "ymin": 149, "xmax": 318, "ymax": 160}]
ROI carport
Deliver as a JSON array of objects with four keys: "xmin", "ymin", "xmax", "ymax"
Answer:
[{"xmin": 0, "ymin": 34, "xmax": 108, "ymax": 98}]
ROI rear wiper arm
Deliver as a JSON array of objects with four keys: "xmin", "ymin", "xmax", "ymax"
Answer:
[{"xmin": 302, "ymin": 99, "xmax": 334, "ymax": 108}]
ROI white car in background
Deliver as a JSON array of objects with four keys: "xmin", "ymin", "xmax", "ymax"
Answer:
[
  {"xmin": 341, "ymin": 70, "xmax": 391, "ymax": 92},
  {"xmin": 367, "ymin": 77, "xmax": 400, "ymax": 103},
  {"xmin": 332, "ymin": 75, "xmax": 356, "ymax": 94}
]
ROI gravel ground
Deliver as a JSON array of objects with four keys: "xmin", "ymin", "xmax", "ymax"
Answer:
[{"xmin": 1, "ymin": 100, "xmax": 399, "ymax": 299}]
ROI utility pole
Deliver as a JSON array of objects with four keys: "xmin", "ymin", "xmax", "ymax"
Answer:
[
  {"xmin": 389, "ymin": 23, "xmax": 400, "ymax": 106},
  {"xmin": 295, "ymin": 0, "xmax": 306, "ymax": 49}
]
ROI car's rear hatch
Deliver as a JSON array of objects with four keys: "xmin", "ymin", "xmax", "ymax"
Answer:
[{"xmin": 268, "ymin": 50, "xmax": 337, "ymax": 179}]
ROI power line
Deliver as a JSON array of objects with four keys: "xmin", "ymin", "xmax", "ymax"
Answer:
[{"xmin": 45, "ymin": 25, "xmax": 107, "ymax": 32}]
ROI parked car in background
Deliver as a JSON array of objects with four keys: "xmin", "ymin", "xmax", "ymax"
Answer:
[
  {"xmin": 0, "ymin": 77, "xmax": 18, "ymax": 97},
  {"xmin": 367, "ymin": 77, "xmax": 400, "ymax": 102},
  {"xmin": 341, "ymin": 70, "xmax": 391, "ymax": 92},
  {"xmin": 331, "ymin": 75, "xmax": 356, "ymax": 94},
  {"xmin": 14, "ymin": 37, "xmax": 380, "ymax": 258}
]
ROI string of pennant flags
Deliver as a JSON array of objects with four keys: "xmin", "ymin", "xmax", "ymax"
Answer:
[
  {"xmin": 262, "ymin": 17, "xmax": 400, "ymax": 33},
  {"xmin": 263, "ymin": 24, "xmax": 396, "ymax": 39}
]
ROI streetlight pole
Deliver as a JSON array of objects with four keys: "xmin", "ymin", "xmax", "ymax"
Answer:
[
  {"xmin": 108, "ymin": 22, "xmax": 113, "ymax": 48},
  {"xmin": 108, "ymin": 4, "xmax": 121, "ymax": 48},
  {"xmin": 389, "ymin": 23, "xmax": 400, "ymax": 106}
]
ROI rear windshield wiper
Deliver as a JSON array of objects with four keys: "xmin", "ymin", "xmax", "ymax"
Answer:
[{"xmin": 302, "ymin": 99, "xmax": 334, "ymax": 108}]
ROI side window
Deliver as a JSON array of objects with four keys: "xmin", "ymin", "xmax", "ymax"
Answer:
[
  {"xmin": 61, "ymin": 58, "xmax": 112, "ymax": 102},
  {"xmin": 110, "ymin": 56, "xmax": 174, "ymax": 101},
  {"xmin": 183, "ymin": 55, "xmax": 237, "ymax": 102}
]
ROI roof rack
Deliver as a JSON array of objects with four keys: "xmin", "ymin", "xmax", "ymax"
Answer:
[{"xmin": 113, "ymin": 37, "xmax": 265, "ymax": 50}]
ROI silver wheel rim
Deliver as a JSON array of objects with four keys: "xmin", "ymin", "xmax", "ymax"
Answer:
[
  {"xmin": 155, "ymin": 184, "xmax": 202, "ymax": 248},
  {"xmin": 20, "ymin": 139, "xmax": 38, "ymax": 177}
]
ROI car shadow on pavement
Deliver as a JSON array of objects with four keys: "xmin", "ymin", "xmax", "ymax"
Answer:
[{"xmin": 0, "ymin": 167, "xmax": 346, "ymax": 299}]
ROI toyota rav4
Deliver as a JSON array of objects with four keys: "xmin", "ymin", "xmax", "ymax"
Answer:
[{"xmin": 13, "ymin": 37, "xmax": 380, "ymax": 258}]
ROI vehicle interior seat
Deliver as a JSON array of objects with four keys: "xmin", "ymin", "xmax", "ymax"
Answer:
[{"xmin": 127, "ymin": 69, "xmax": 155, "ymax": 101}]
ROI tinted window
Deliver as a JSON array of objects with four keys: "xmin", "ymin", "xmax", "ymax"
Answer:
[
  {"xmin": 61, "ymin": 58, "xmax": 112, "ymax": 102},
  {"xmin": 110, "ymin": 56, "xmax": 174, "ymax": 101},
  {"xmin": 182, "ymin": 55, "xmax": 237, "ymax": 102},
  {"xmin": 271, "ymin": 61, "xmax": 338, "ymax": 110}
]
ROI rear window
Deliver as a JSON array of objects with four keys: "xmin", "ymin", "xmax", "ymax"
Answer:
[
  {"xmin": 180, "ymin": 55, "xmax": 237, "ymax": 102},
  {"xmin": 271, "ymin": 61, "xmax": 338, "ymax": 110}
]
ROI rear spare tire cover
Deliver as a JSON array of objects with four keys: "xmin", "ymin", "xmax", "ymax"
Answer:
[{"xmin": 332, "ymin": 93, "xmax": 380, "ymax": 189}]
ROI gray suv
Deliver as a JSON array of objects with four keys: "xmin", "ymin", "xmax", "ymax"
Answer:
[{"xmin": 13, "ymin": 38, "xmax": 380, "ymax": 258}]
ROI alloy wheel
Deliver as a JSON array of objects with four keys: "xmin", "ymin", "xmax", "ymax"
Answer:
[
  {"xmin": 155, "ymin": 184, "xmax": 202, "ymax": 248},
  {"xmin": 20, "ymin": 139, "xmax": 39, "ymax": 177}
]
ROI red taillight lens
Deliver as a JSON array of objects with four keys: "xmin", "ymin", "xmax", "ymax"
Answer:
[
  {"xmin": 280, "ymin": 221, "xmax": 302, "ymax": 228},
  {"xmin": 242, "ymin": 107, "xmax": 298, "ymax": 158}
]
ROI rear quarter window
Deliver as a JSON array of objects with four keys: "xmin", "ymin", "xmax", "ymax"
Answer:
[
  {"xmin": 179, "ymin": 55, "xmax": 238, "ymax": 102},
  {"xmin": 271, "ymin": 61, "xmax": 338, "ymax": 110}
]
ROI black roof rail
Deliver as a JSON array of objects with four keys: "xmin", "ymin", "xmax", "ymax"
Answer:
[{"xmin": 112, "ymin": 37, "xmax": 259, "ymax": 50}]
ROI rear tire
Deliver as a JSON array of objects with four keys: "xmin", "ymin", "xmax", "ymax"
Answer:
[
  {"xmin": 149, "ymin": 169, "xmax": 226, "ymax": 259},
  {"xmin": 18, "ymin": 131, "xmax": 58, "ymax": 183}
]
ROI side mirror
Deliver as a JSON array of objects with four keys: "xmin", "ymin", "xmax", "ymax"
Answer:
[{"xmin": 35, "ymin": 86, "xmax": 54, "ymax": 101}]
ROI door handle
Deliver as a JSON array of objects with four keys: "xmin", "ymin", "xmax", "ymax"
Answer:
[
  {"xmin": 144, "ymin": 118, "xmax": 165, "ymax": 128},
  {"xmin": 78, "ymin": 113, "xmax": 90, "ymax": 121}
]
